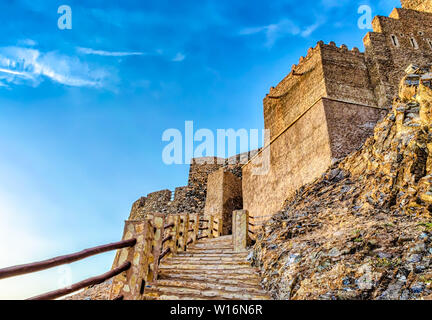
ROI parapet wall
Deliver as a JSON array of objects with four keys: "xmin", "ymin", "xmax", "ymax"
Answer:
[
  {"xmin": 321, "ymin": 43, "xmax": 377, "ymax": 108},
  {"xmin": 264, "ymin": 41, "xmax": 326, "ymax": 140},
  {"xmin": 364, "ymin": 8, "xmax": 432, "ymax": 108},
  {"xmin": 264, "ymin": 40, "xmax": 378, "ymax": 141},
  {"xmin": 401, "ymin": 0, "xmax": 432, "ymax": 13},
  {"xmin": 128, "ymin": 155, "xmax": 247, "ymax": 220}
]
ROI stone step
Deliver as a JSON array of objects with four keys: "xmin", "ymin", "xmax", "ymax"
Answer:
[
  {"xmin": 175, "ymin": 252, "xmax": 248, "ymax": 258},
  {"xmin": 182, "ymin": 248, "xmax": 241, "ymax": 254},
  {"xmin": 144, "ymin": 284, "xmax": 270, "ymax": 300},
  {"xmin": 162, "ymin": 258, "xmax": 250, "ymax": 265},
  {"xmin": 198, "ymin": 235, "xmax": 232, "ymax": 242},
  {"xmin": 154, "ymin": 279, "xmax": 268, "ymax": 295},
  {"xmin": 159, "ymin": 268, "xmax": 260, "ymax": 278},
  {"xmin": 159, "ymin": 263, "xmax": 253, "ymax": 271},
  {"xmin": 193, "ymin": 238, "xmax": 232, "ymax": 244},
  {"xmin": 146, "ymin": 235, "xmax": 270, "ymax": 300},
  {"xmin": 187, "ymin": 244, "xmax": 234, "ymax": 250},
  {"xmin": 159, "ymin": 273, "xmax": 263, "ymax": 285}
]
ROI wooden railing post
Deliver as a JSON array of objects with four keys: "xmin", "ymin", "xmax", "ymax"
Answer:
[
  {"xmin": 110, "ymin": 220, "xmax": 151, "ymax": 300},
  {"xmin": 173, "ymin": 215, "xmax": 181, "ymax": 254},
  {"xmin": 208, "ymin": 215, "xmax": 214, "ymax": 239},
  {"xmin": 182, "ymin": 213, "xmax": 190, "ymax": 249},
  {"xmin": 214, "ymin": 217, "xmax": 222, "ymax": 237},
  {"xmin": 166, "ymin": 215, "xmax": 177, "ymax": 256},
  {"xmin": 150, "ymin": 214, "xmax": 165, "ymax": 282},
  {"xmin": 192, "ymin": 214, "xmax": 199, "ymax": 242},
  {"xmin": 177, "ymin": 214, "xmax": 186, "ymax": 252}
]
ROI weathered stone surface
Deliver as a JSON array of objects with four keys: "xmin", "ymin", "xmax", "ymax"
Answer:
[
  {"xmin": 233, "ymin": 210, "xmax": 249, "ymax": 252},
  {"xmin": 144, "ymin": 235, "xmax": 271, "ymax": 300},
  {"xmin": 204, "ymin": 169, "xmax": 242, "ymax": 235},
  {"xmin": 252, "ymin": 68, "xmax": 432, "ymax": 300},
  {"xmin": 401, "ymin": 0, "xmax": 432, "ymax": 15},
  {"xmin": 243, "ymin": 2, "xmax": 432, "ymax": 228}
]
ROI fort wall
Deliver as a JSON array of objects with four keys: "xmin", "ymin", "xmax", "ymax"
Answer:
[
  {"xmin": 264, "ymin": 43, "xmax": 326, "ymax": 140},
  {"xmin": 364, "ymin": 8, "xmax": 432, "ymax": 108},
  {"xmin": 128, "ymin": 1, "xmax": 432, "ymax": 237},
  {"xmin": 401, "ymin": 0, "xmax": 432, "ymax": 13},
  {"xmin": 243, "ymin": 100, "xmax": 333, "ymax": 227},
  {"xmin": 242, "ymin": 3, "xmax": 432, "ymax": 225}
]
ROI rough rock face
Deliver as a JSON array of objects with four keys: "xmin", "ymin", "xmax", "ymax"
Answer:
[
  {"xmin": 252, "ymin": 66, "xmax": 432, "ymax": 300},
  {"xmin": 63, "ymin": 280, "xmax": 112, "ymax": 300}
]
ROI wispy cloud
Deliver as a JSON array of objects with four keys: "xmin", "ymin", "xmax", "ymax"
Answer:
[
  {"xmin": 17, "ymin": 39, "xmax": 38, "ymax": 47},
  {"xmin": 172, "ymin": 52, "xmax": 186, "ymax": 62},
  {"xmin": 77, "ymin": 47, "xmax": 146, "ymax": 57},
  {"xmin": 239, "ymin": 19, "xmax": 323, "ymax": 47},
  {"xmin": 0, "ymin": 46, "xmax": 108, "ymax": 88}
]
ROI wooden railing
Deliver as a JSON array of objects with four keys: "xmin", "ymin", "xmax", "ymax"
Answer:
[
  {"xmin": 0, "ymin": 213, "xmax": 223, "ymax": 300},
  {"xmin": 247, "ymin": 213, "xmax": 274, "ymax": 240},
  {"xmin": 109, "ymin": 213, "xmax": 222, "ymax": 300},
  {"xmin": 0, "ymin": 239, "xmax": 137, "ymax": 300}
]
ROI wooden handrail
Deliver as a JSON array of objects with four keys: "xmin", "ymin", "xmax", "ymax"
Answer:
[
  {"xmin": 159, "ymin": 248, "xmax": 171, "ymax": 262},
  {"xmin": 164, "ymin": 223, "xmax": 175, "ymax": 230},
  {"xmin": 162, "ymin": 235, "xmax": 172, "ymax": 245},
  {"xmin": 249, "ymin": 214, "xmax": 275, "ymax": 220},
  {"xmin": 28, "ymin": 261, "xmax": 131, "ymax": 300},
  {"xmin": 0, "ymin": 238, "xmax": 136, "ymax": 280}
]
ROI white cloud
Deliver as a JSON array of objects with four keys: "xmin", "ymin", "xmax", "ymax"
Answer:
[
  {"xmin": 77, "ymin": 47, "xmax": 146, "ymax": 57},
  {"xmin": 239, "ymin": 19, "xmax": 322, "ymax": 47},
  {"xmin": 17, "ymin": 39, "xmax": 38, "ymax": 47},
  {"xmin": 301, "ymin": 21, "xmax": 322, "ymax": 37},
  {"xmin": 0, "ymin": 46, "xmax": 108, "ymax": 88},
  {"xmin": 172, "ymin": 52, "xmax": 186, "ymax": 62}
]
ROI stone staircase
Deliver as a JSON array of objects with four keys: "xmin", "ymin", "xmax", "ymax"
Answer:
[{"xmin": 143, "ymin": 235, "xmax": 271, "ymax": 300}]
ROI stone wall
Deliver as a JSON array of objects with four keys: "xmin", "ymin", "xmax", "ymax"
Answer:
[
  {"xmin": 243, "ymin": 98, "xmax": 386, "ymax": 227},
  {"xmin": 264, "ymin": 42, "xmax": 326, "ymax": 140},
  {"xmin": 321, "ymin": 43, "xmax": 377, "ymax": 108},
  {"xmin": 401, "ymin": 0, "xmax": 432, "ymax": 13},
  {"xmin": 128, "ymin": 156, "xmax": 246, "ymax": 220},
  {"xmin": 204, "ymin": 168, "xmax": 243, "ymax": 235},
  {"xmin": 323, "ymin": 98, "xmax": 387, "ymax": 159},
  {"xmin": 243, "ymin": 100, "xmax": 333, "ymax": 228},
  {"xmin": 364, "ymin": 8, "xmax": 432, "ymax": 108},
  {"xmin": 242, "ymin": 2, "xmax": 432, "ymax": 227},
  {"xmin": 129, "ymin": 190, "xmax": 171, "ymax": 219}
]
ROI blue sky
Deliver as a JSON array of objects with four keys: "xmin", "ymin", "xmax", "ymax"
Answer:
[{"xmin": 0, "ymin": 0, "xmax": 400, "ymax": 299}]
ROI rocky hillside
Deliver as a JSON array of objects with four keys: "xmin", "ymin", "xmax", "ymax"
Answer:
[{"xmin": 252, "ymin": 67, "xmax": 432, "ymax": 300}]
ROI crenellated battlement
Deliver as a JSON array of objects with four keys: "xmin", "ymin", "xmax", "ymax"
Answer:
[
  {"xmin": 401, "ymin": 0, "xmax": 432, "ymax": 13},
  {"xmin": 244, "ymin": 1, "xmax": 432, "ymax": 224}
]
